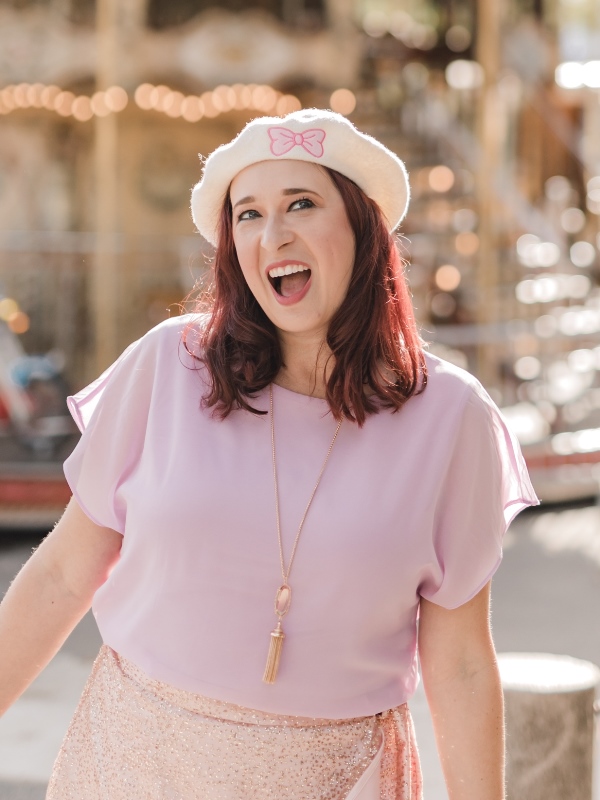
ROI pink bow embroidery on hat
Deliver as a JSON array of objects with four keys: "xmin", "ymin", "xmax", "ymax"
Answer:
[{"xmin": 268, "ymin": 127, "xmax": 326, "ymax": 158}]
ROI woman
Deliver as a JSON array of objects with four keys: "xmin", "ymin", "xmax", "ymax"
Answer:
[{"xmin": 0, "ymin": 109, "xmax": 538, "ymax": 799}]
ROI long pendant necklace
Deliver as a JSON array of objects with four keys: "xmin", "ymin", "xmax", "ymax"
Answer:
[{"xmin": 262, "ymin": 384, "xmax": 343, "ymax": 684}]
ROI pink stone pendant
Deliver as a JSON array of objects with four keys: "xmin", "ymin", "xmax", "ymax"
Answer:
[{"xmin": 275, "ymin": 584, "xmax": 292, "ymax": 617}]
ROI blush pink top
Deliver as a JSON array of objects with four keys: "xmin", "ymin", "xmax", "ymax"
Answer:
[{"xmin": 64, "ymin": 315, "xmax": 539, "ymax": 718}]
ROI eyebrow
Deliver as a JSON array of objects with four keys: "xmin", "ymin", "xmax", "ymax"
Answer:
[{"xmin": 232, "ymin": 188, "xmax": 320, "ymax": 210}]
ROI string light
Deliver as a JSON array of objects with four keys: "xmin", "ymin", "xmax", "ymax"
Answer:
[
  {"xmin": 0, "ymin": 298, "xmax": 30, "ymax": 335},
  {"xmin": 0, "ymin": 81, "xmax": 301, "ymax": 122},
  {"xmin": 330, "ymin": 89, "xmax": 356, "ymax": 115}
]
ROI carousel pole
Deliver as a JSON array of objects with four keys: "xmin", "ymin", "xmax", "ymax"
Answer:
[
  {"xmin": 475, "ymin": 0, "xmax": 503, "ymax": 388},
  {"xmin": 92, "ymin": 0, "xmax": 119, "ymax": 376}
]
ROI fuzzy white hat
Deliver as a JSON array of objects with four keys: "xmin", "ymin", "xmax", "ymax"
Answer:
[{"xmin": 191, "ymin": 108, "xmax": 410, "ymax": 246}]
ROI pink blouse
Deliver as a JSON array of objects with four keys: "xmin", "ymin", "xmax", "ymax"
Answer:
[{"xmin": 64, "ymin": 315, "xmax": 539, "ymax": 718}]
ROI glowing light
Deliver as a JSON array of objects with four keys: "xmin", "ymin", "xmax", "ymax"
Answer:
[
  {"xmin": 0, "ymin": 298, "xmax": 19, "ymax": 321},
  {"xmin": 149, "ymin": 85, "xmax": 171, "ymax": 110},
  {"xmin": 455, "ymin": 232, "xmax": 479, "ymax": 256},
  {"xmin": 514, "ymin": 357, "xmax": 541, "ymax": 380},
  {"xmin": 41, "ymin": 85, "xmax": 60, "ymax": 109},
  {"xmin": 212, "ymin": 85, "xmax": 236, "ymax": 112},
  {"xmin": 587, "ymin": 176, "xmax": 600, "ymax": 193},
  {"xmin": 164, "ymin": 91, "xmax": 184, "ymax": 118},
  {"xmin": 547, "ymin": 361, "xmax": 594, "ymax": 405},
  {"xmin": 252, "ymin": 85, "xmax": 278, "ymax": 112},
  {"xmin": 553, "ymin": 428, "xmax": 600, "ymax": 455},
  {"xmin": 409, "ymin": 25, "xmax": 437, "ymax": 50},
  {"xmin": 559, "ymin": 307, "xmax": 600, "ymax": 336},
  {"xmin": 7, "ymin": 311, "xmax": 30, "ymax": 334},
  {"xmin": 516, "ymin": 274, "xmax": 591, "ymax": 304},
  {"xmin": 560, "ymin": 207, "xmax": 586, "ymax": 233},
  {"xmin": 27, "ymin": 83, "xmax": 44, "ymax": 108},
  {"xmin": 277, "ymin": 95, "xmax": 302, "ymax": 115},
  {"xmin": 582, "ymin": 60, "xmax": 600, "ymax": 89},
  {"xmin": 569, "ymin": 274, "xmax": 593, "ymax": 298},
  {"xmin": 537, "ymin": 242, "xmax": 561, "ymax": 267},
  {"xmin": 363, "ymin": 10, "xmax": 388, "ymax": 37},
  {"xmin": 105, "ymin": 86, "xmax": 128, "ymax": 112},
  {"xmin": 0, "ymin": 87, "xmax": 16, "ymax": 112},
  {"xmin": 570, "ymin": 240, "xmax": 596, "ymax": 267},
  {"xmin": 435, "ymin": 264, "xmax": 461, "ymax": 291},
  {"xmin": 586, "ymin": 195, "xmax": 600, "ymax": 214},
  {"xmin": 330, "ymin": 89, "xmax": 356, "ymax": 116},
  {"xmin": 72, "ymin": 96, "xmax": 93, "ymax": 122},
  {"xmin": 389, "ymin": 11, "xmax": 413, "ymax": 41},
  {"xmin": 568, "ymin": 348, "xmax": 596, "ymax": 372},
  {"xmin": 201, "ymin": 91, "xmax": 219, "ymax": 118},
  {"xmin": 502, "ymin": 403, "xmax": 550, "ymax": 444},
  {"xmin": 134, "ymin": 83, "xmax": 154, "ymax": 110},
  {"xmin": 13, "ymin": 83, "xmax": 30, "ymax": 108},
  {"xmin": 91, "ymin": 92, "xmax": 111, "ymax": 117},
  {"xmin": 55, "ymin": 91, "xmax": 75, "ymax": 116},
  {"xmin": 428, "ymin": 165, "xmax": 455, "ymax": 193},
  {"xmin": 181, "ymin": 96, "xmax": 204, "ymax": 122},
  {"xmin": 555, "ymin": 61, "xmax": 584, "ymax": 89},
  {"xmin": 586, "ymin": 176, "xmax": 600, "ymax": 214},
  {"xmin": 0, "ymin": 79, "xmax": 299, "ymax": 124},
  {"xmin": 445, "ymin": 25, "xmax": 471, "ymax": 53},
  {"xmin": 516, "ymin": 235, "xmax": 560, "ymax": 268},
  {"xmin": 445, "ymin": 60, "xmax": 484, "ymax": 90}
]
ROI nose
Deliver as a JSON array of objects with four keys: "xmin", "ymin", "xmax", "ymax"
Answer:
[{"xmin": 260, "ymin": 213, "xmax": 294, "ymax": 252}]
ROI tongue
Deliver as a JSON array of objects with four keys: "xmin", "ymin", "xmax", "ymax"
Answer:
[{"xmin": 280, "ymin": 271, "xmax": 310, "ymax": 298}]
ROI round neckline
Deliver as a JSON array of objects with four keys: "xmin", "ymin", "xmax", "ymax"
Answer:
[{"xmin": 270, "ymin": 381, "xmax": 331, "ymax": 408}]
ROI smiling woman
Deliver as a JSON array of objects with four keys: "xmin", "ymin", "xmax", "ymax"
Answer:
[
  {"xmin": 231, "ymin": 160, "xmax": 354, "ymax": 323},
  {"xmin": 0, "ymin": 109, "xmax": 538, "ymax": 800},
  {"xmin": 191, "ymin": 147, "xmax": 424, "ymax": 422}
]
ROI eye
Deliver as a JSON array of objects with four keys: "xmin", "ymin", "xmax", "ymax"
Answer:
[
  {"xmin": 237, "ymin": 209, "xmax": 261, "ymax": 222},
  {"xmin": 289, "ymin": 197, "xmax": 315, "ymax": 211}
]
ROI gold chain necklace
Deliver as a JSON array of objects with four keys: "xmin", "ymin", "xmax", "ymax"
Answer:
[{"xmin": 262, "ymin": 384, "xmax": 343, "ymax": 684}]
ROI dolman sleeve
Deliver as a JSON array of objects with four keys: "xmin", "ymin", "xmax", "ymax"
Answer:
[
  {"xmin": 63, "ymin": 334, "xmax": 155, "ymax": 533},
  {"xmin": 418, "ymin": 382, "xmax": 539, "ymax": 609}
]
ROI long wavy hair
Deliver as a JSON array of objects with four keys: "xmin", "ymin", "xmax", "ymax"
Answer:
[{"xmin": 184, "ymin": 166, "xmax": 427, "ymax": 426}]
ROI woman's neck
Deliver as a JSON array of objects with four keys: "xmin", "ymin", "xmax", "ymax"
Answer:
[{"xmin": 274, "ymin": 331, "xmax": 332, "ymax": 398}]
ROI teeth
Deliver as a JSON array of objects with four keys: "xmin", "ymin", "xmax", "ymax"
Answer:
[{"xmin": 268, "ymin": 264, "xmax": 310, "ymax": 278}]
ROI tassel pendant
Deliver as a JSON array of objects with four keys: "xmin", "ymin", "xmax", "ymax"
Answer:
[{"xmin": 263, "ymin": 621, "xmax": 285, "ymax": 684}]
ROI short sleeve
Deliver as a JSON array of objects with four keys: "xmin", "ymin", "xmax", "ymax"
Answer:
[
  {"xmin": 63, "ymin": 335, "xmax": 155, "ymax": 533},
  {"xmin": 419, "ymin": 383, "xmax": 539, "ymax": 609}
]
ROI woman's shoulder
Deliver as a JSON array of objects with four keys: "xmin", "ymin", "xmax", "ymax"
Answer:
[
  {"xmin": 420, "ymin": 350, "xmax": 495, "ymax": 417},
  {"xmin": 425, "ymin": 351, "xmax": 485, "ymax": 398},
  {"xmin": 138, "ymin": 312, "xmax": 207, "ymax": 352},
  {"xmin": 118, "ymin": 313, "xmax": 209, "ymax": 375}
]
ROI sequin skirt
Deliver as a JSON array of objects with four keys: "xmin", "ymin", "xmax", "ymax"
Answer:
[{"xmin": 47, "ymin": 645, "xmax": 422, "ymax": 799}]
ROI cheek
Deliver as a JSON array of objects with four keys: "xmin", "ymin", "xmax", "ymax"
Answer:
[{"xmin": 233, "ymin": 238, "xmax": 256, "ymax": 286}]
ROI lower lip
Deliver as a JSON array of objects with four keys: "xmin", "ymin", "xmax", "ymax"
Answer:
[{"xmin": 270, "ymin": 274, "xmax": 312, "ymax": 306}]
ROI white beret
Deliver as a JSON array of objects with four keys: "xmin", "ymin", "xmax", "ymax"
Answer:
[{"xmin": 191, "ymin": 108, "xmax": 410, "ymax": 246}]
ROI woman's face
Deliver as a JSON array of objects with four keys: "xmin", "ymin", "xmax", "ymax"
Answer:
[{"xmin": 230, "ymin": 160, "xmax": 355, "ymax": 341}]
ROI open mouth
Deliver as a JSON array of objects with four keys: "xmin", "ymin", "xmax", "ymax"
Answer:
[{"xmin": 268, "ymin": 265, "xmax": 312, "ymax": 298}]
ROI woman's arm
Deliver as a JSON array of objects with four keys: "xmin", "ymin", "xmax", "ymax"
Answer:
[
  {"xmin": 418, "ymin": 580, "xmax": 505, "ymax": 800},
  {"xmin": 0, "ymin": 497, "xmax": 122, "ymax": 716}
]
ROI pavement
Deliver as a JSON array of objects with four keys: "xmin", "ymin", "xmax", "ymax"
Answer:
[{"xmin": 0, "ymin": 501, "xmax": 599, "ymax": 799}]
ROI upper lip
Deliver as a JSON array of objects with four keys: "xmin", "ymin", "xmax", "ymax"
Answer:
[{"xmin": 265, "ymin": 259, "xmax": 311, "ymax": 279}]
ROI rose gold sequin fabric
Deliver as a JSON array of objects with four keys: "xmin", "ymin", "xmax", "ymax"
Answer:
[{"xmin": 47, "ymin": 645, "xmax": 422, "ymax": 799}]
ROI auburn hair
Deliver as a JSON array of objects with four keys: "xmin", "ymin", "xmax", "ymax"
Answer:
[{"xmin": 184, "ymin": 166, "xmax": 427, "ymax": 426}]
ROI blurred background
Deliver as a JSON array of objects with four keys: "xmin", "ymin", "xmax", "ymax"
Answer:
[
  {"xmin": 2, "ymin": 0, "xmax": 600, "ymax": 519},
  {"xmin": 0, "ymin": 2, "xmax": 600, "ymax": 797}
]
